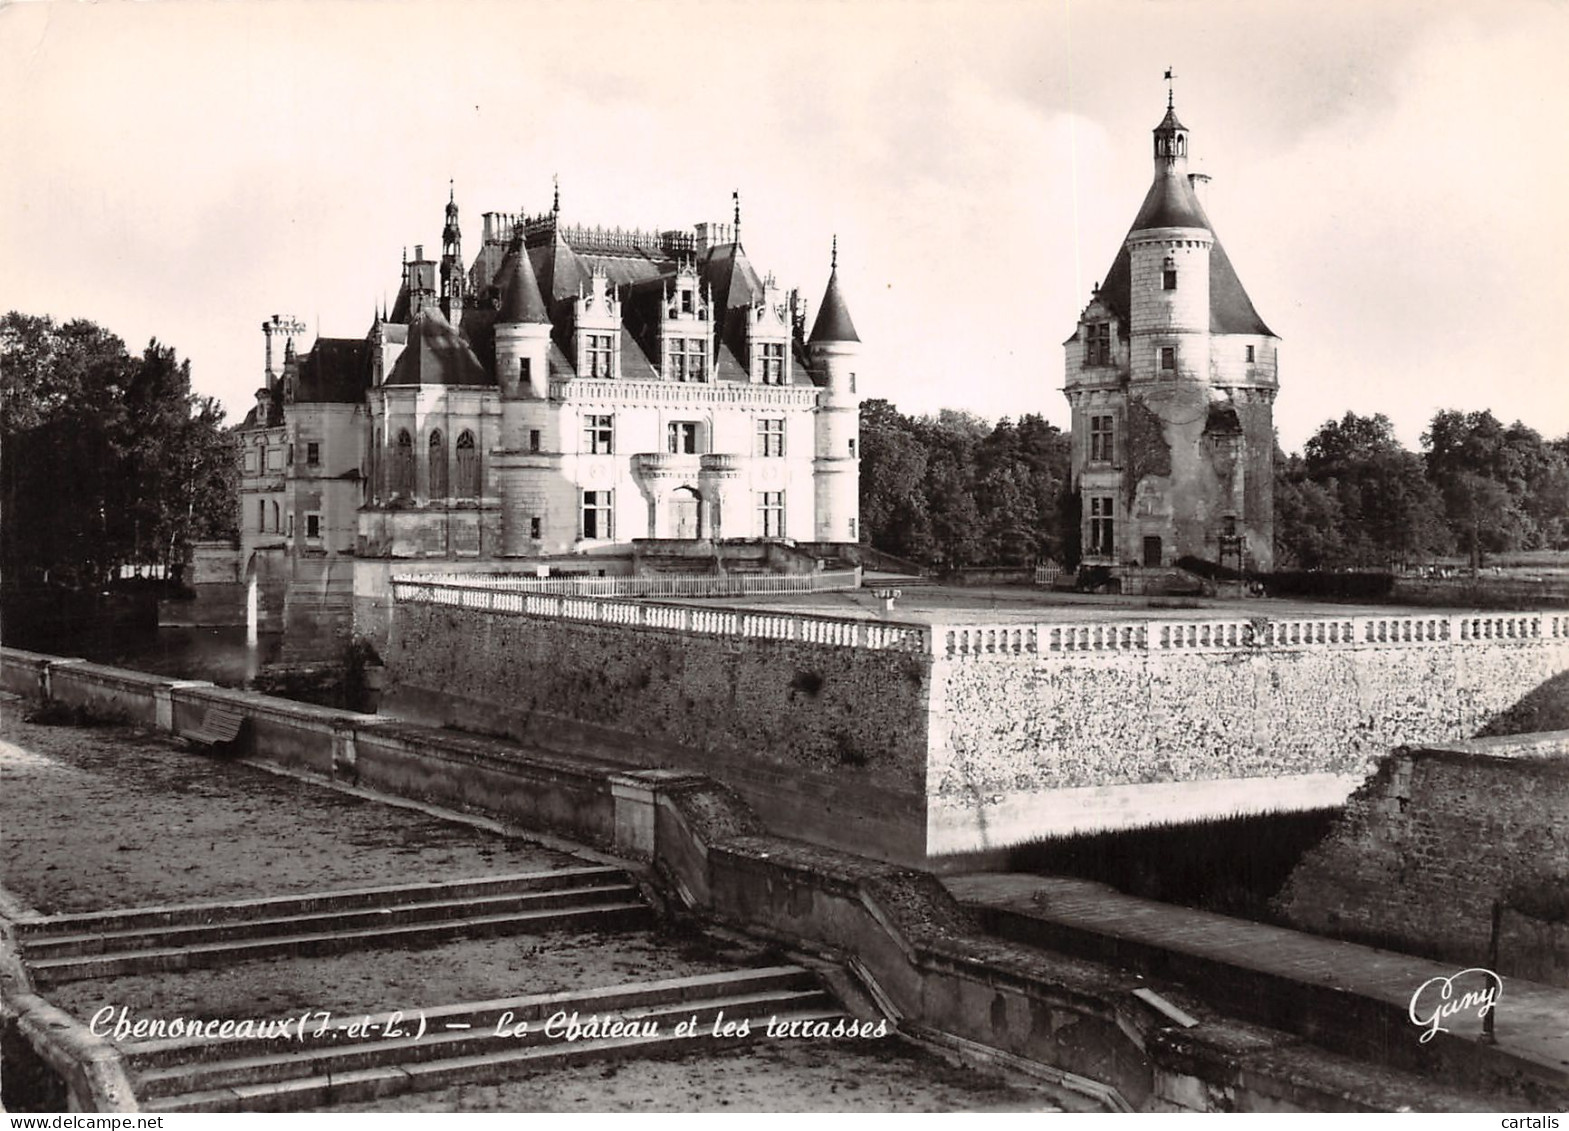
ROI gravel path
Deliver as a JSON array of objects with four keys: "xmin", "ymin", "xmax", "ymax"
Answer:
[{"xmin": 0, "ymin": 700, "xmax": 582, "ymax": 915}]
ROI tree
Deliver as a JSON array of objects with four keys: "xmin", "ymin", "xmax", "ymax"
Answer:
[
  {"xmin": 1, "ymin": 312, "xmax": 237, "ymax": 587},
  {"xmin": 1300, "ymin": 412, "xmax": 1451, "ymax": 566},
  {"xmin": 1423, "ymin": 409, "xmax": 1569, "ymax": 554}
]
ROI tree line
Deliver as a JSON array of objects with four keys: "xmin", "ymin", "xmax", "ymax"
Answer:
[
  {"xmin": 1, "ymin": 312, "xmax": 238, "ymax": 589},
  {"xmin": 859, "ymin": 399, "xmax": 1569, "ymax": 573}
]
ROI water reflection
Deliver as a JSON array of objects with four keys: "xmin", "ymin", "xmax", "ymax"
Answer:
[{"xmin": 49, "ymin": 625, "xmax": 286, "ymax": 688}]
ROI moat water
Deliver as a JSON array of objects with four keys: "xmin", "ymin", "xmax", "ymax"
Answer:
[{"xmin": 44, "ymin": 624, "xmax": 286, "ymax": 688}]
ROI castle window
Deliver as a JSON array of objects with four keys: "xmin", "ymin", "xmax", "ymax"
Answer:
[
  {"xmin": 1223, "ymin": 515, "xmax": 1238, "ymax": 538},
  {"xmin": 849, "ymin": 517, "xmax": 857, "ymax": 540},
  {"xmin": 305, "ymin": 512, "xmax": 321, "ymax": 540},
  {"xmin": 428, "ymin": 431, "xmax": 448, "ymax": 498},
  {"xmin": 670, "ymin": 338, "xmax": 706, "ymax": 382},
  {"xmin": 849, "ymin": 373, "xmax": 856, "ymax": 393},
  {"xmin": 1089, "ymin": 415, "xmax": 1115, "ymax": 463},
  {"xmin": 287, "ymin": 513, "xmax": 294, "ymax": 537},
  {"xmin": 583, "ymin": 415, "xmax": 614, "ymax": 455},
  {"xmin": 530, "ymin": 516, "xmax": 542, "ymax": 540},
  {"xmin": 759, "ymin": 342, "xmax": 785, "ymax": 385},
  {"xmin": 456, "ymin": 430, "xmax": 480, "ymax": 498},
  {"xmin": 757, "ymin": 491, "xmax": 785, "ymax": 538},
  {"xmin": 1160, "ymin": 346, "xmax": 1177, "ymax": 374},
  {"xmin": 585, "ymin": 333, "xmax": 615, "ymax": 378},
  {"xmin": 757, "ymin": 417, "xmax": 785, "ymax": 457},
  {"xmin": 257, "ymin": 499, "xmax": 266, "ymax": 531},
  {"xmin": 306, "ymin": 442, "xmax": 320, "ymax": 467},
  {"xmin": 271, "ymin": 500, "xmax": 279, "ymax": 532},
  {"xmin": 1084, "ymin": 322, "xmax": 1111, "ymax": 366},
  {"xmin": 1089, "ymin": 496, "xmax": 1115, "ymax": 556},
  {"xmin": 1163, "ymin": 260, "xmax": 1177, "ymax": 291},
  {"xmin": 1245, "ymin": 345, "xmax": 1256, "ymax": 364},
  {"xmin": 849, "ymin": 438, "xmax": 856, "ymax": 458},
  {"xmin": 528, "ymin": 429, "xmax": 541, "ymax": 454},
  {"xmin": 391, "ymin": 430, "xmax": 415, "ymax": 497},
  {"xmin": 581, "ymin": 490, "xmax": 613, "ymax": 540},
  {"xmin": 681, "ymin": 289, "xmax": 694, "ymax": 314},
  {"xmin": 667, "ymin": 421, "xmax": 700, "ymax": 455}
]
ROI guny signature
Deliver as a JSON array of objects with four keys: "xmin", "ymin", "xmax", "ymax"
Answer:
[{"xmin": 1408, "ymin": 967, "xmax": 1502, "ymax": 1043}]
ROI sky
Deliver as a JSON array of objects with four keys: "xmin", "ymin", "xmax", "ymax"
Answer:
[{"xmin": 2, "ymin": 0, "xmax": 1566, "ymax": 453}]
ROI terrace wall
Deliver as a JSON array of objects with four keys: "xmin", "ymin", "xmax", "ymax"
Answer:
[{"xmin": 384, "ymin": 579, "xmax": 1569, "ymax": 865}]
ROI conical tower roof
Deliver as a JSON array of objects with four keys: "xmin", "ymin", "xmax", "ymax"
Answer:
[
  {"xmin": 496, "ymin": 246, "xmax": 551, "ymax": 324},
  {"xmin": 808, "ymin": 238, "xmax": 859, "ymax": 344}
]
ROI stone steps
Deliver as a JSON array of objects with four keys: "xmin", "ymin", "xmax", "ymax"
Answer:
[
  {"xmin": 125, "ymin": 966, "xmax": 845, "ymax": 1112},
  {"xmin": 18, "ymin": 868, "xmax": 652, "ymax": 985}
]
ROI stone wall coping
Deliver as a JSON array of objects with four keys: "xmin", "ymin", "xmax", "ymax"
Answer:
[
  {"xmin": 48, "ymin": 661, "xmax": 173, "ymax": 688},
  {"xmin": 1402, "ymin": 730, "xmax": 1569, "ymax": 763}
]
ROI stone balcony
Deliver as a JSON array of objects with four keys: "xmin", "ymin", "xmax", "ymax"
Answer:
[{"xmin": 632, "ymin": 452, "xmax": 701, "ymax": 480}]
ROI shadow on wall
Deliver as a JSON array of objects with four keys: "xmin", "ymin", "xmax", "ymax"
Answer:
[
  {"xmin": 1001, "ymin": 808, "xmax": 1343, "ymax": 923},
  {"xmin": 1476, "ymin": 669, "xmax": 1569, "ymax": 737}
]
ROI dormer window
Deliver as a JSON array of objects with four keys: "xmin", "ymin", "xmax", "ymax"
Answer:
[
  {"xmin": 759, "ymin": 342, "xmax": 785, "ymax": 385},
  {"xmin": 1084, "ymin": 322, "xmax": 1111, "ymax": 366},
  {"xmin": 585, "ymin": 334, "xmax": 615, "ymax": 378},
  {"xmin": 668, "ymin": 338, "xmax": 706, "ymax": 382},
  {"xmin": 681, "ymin": 289, "xmax": 694, "ymax": 314}
]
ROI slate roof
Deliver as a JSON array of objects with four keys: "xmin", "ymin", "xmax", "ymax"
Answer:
[
  {"xmin": 384, "ymin": 307, "xmax": 493, "ymax": 386},
  {"xmin": 808, "ymin": 269, "xmax": 859, "ymax": 343},
  {"xmin": 1087, "ymin": 177, "xmax": 1274, "ymax": 339},
  {"xmin": 496, "ymin": 247, "xmax": 551, "ymax": 324},
  {"xmin": 294, "ymin": 338, "xmax": 372, "ymax": 403}
]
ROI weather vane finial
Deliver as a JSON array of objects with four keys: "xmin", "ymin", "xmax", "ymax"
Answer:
[
  {"xmin": 831, "ymin": 233, "xmax": 838, "ymax": 271},
  {"xmin": 1164, "ymin": 67, "xmax": 1177, "ymax": 109},
  {"xmin": 552, "ymin": 174, "xmax": 560, "ymax": 216}
]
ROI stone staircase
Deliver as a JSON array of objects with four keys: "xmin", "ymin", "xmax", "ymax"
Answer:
[
  {"xmin": 16, "ymin": 867, "xmax": 651, "ymax": 986},
  {"xmin": 122, "ymin": 965, "xmax": 845, "ymax": 1112}
]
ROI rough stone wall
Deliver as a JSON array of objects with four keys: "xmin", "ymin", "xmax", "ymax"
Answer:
[
  {"xmin": 1274, "ymin": 736, "xmax": 1569, "ymax": 985},
  {"xmin": 932, "ymin": 640, "xmax": 1569, "ymax": 800},
  {"xmin": 385, "ymin": 601, "xmax": 934, "ymax": 861}
]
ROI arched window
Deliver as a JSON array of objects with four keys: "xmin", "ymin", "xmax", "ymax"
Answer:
[
  {"xmin": 391, "ymin": 429, "xmax": 415, "ymax": 497},
  {"xmin": 456, "ymin": 430, "xmax": 480, "ymax": 498},
  {"xmin": 428, "ymin": 430, "xmax": 448, "ymax": 498}
]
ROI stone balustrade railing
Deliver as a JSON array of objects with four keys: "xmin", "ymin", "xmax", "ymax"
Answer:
[
  {"xmin": 392, "ymin": 574, "xmax": 924, "ymax": 651},
  {"xmin": 391, "ymin": 577, "xmax": 1569, "ymax": 662},
  {"xmin": 936, "ymin": 611, "xmax": 1569, "ymax": 659},
  {"xmin": 395, "ymin": 570, "xmax": 862, "ymax": 599}
]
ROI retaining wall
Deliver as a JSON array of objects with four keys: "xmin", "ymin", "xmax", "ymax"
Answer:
[
  {"xmin": 1275, "ymin": 732, "xmax": 1569, "ymax": 987},
  {"xmin": 381, "ymin": 583, "xmax": 1569, "ymax": 864}
]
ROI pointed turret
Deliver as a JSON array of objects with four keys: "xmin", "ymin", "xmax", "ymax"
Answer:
[
  {"xmin": 496, "ymin": 248, "xmax": 550, "ymax": 324},
  {"xmin": 808, "ymin": 236, "xmax": 860, "ymax": 344},
  {"xmin": 807, "ymin": 235, "xmax": 862, "ymax": 542}
]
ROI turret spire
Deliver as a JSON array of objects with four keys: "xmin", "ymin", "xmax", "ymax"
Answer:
[
  {"xmin": 808, "ymin": 236, "xmax": 859, "ymax": 344},
  {"xmin": 733, "ymin": 189, "xmax": 741, "ymax": 247},
  {"xmin": 1165, "ymin": 66, "xmax": 1176, "ymax": 110},
  {"xmin": 552, "ymin": 174, "xmax": 560, "ymax": 216}
]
